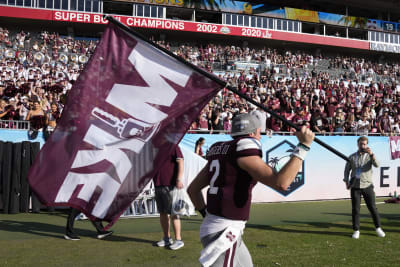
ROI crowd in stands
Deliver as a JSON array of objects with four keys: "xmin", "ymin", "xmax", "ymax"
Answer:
[
  {"xmin": 0, "ymin": 27, "xmax": 96, "ymax": 138},
  {"xmin": 1, "ymin": 27, "xmax": 400, "ymax": 136},
  {"xmin": 165, "ymin": 42, "xmax": 400, "ymax": 135}
]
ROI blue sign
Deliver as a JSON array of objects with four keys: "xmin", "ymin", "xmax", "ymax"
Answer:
[{"xmin": 266, "ymin": 140, "xmax": 305, "ymax": 196}]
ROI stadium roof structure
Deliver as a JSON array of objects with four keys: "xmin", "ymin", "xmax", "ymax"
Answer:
[{"xmin": 255, "ymin": 0, "xmax": 400, "ymax": 22}]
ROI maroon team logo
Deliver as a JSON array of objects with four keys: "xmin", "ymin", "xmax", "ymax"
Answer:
[{"xmin": 226, "ymin": 231, "xmax": 236, "ymax": 242}]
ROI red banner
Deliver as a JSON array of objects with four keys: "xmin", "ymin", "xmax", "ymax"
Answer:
[{"xmin": 0, "ymin": 6, "xmax": 370, "ymax": 50}]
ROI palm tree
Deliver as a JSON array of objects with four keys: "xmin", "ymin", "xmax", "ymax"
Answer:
[
  {"xmin": 182, "ymin": 0, "xmax": 235, "ymax": 11},
  {"xmin": 338, "ymin": 15, "xmax": 367, "ymax": 28},
  {"xmin": 268, "ymin": 154, "xmax": 293, "ymax": 171},
  {"xmin": 268, "ymin": 156, "xmax": 280, "ymax": 169}
]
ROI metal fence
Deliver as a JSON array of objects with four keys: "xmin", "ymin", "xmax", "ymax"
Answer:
[
  {"xmin": 187, "ymin": 129, "xmax": 393, "ymax": 136},
  {"xmin": 0, "ymin": 120, "xmax": 30, "ymax": 130},
  {"xmin": 1, "ymin": 120, "xmax": 396, "ymax": 136}
]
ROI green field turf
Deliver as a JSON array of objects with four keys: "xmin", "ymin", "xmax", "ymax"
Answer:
[{"xmin": 1, "ymin": 198, "xmax": 400, "ymax": 266}]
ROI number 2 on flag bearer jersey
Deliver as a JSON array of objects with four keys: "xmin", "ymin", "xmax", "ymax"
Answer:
[{"xmin": 209, "ymin": 159, "xmax": 220, "ymax": 195}]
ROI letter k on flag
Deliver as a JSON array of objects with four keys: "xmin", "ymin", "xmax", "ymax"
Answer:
[{"xmin": 28, "ymin": 20, "xmax": 224, "ymax": 227}]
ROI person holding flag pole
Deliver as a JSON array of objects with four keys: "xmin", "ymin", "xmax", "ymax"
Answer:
[
  {"xmin": 188, "ymin": 114, "xmax": 314, "ymax": 266},
  {"xmin": 64, "ymin": 207, "xmax": 113, "ymax": 240}
]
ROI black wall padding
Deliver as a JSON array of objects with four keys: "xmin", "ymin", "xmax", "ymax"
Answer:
[
  {"xmin": 0, "ymin": 142, "xmax": 3, "ymax": 202},
  {"xmin": 30, "ymin": 142, "xmax": 41, "ymax": 213},
  {"xmin": 0, "ymin": 142, "xmax": 3, "ymax": 210},
  {"xmin": 9, "ymin": 142, "xmax": 22, "ymax": 214},
  {"xmin": 1, "ymin": 142, "xmax": 12, "ymax": 214},
  {"xmin": 0, "ymin": 141, "xmax": 41, "ymax": 213},
  {"xmin": 19, "ymin": 141, "xmax": 31, "ymax": 212}
]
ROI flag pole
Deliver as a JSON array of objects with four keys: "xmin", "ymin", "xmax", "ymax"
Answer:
[{"xmin": 105, "ymin": 15, "xmax": 350, "ymax": 162}]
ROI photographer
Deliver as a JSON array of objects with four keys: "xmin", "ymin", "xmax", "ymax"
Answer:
[{"xmin": 343, "ymin": 136, "xmax": 385, "ymax": 239}]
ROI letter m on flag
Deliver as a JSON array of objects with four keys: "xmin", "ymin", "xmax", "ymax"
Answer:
[
  {"xmin": 28, "ymin": 20, "xmax": 224, "ymax": 227},
  {"xmin": 389, "ymin": 136, "xmax": 400, "ymax": 160}
]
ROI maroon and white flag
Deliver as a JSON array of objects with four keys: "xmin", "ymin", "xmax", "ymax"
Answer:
[
  {"xmin": 389, "ymin": 136, "xmax": 400, "ymax": 160},
  {"xmin": 28, "ymin": 22, "xmax": 223, "ymax": 227}
]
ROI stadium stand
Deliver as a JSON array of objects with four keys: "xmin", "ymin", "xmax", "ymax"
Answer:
[
  {"xmin": 1, "ymin": 0, "xmax": 400, "ymax": 136},
  {"xmin": 0, "ymin": 26, "xmax": 400, "ymax": 135}
]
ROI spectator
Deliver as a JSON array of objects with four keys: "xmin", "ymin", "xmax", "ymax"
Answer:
[
  {"xmin": 332, "ymin": 108, "xmax": 346, "ymax": 133},
  {"xmin": 377, "ymin": 109, "xmax": 392, "ymax": 135},
  {"xmin": 223, "ymin": 114, "xmax": 232, "ymax": 133},
  {"xmin": 26, "ymin": 100, "xmax": 46, "ymax": 139},
  {"xmin": 391, "ymin": 115, "xmax": 400, "ymax": 134},
  {"xmin": 310, "ymin": 109, "xmax": 325, "ymax": 133},
  {"xmin": 291, "ymin": 107, "xmax": 309, "ymax": 129},
  {"xmin": 153, "ymin": 146, "xmax": 185, "ymax": 250},
  {"xmin": 0, "ymin": 99, "xmax": 9, "ymax": 119},
  {"xmin": 356, "ymin": 113, "xmax": 371, "ymax": 135},
  {"xmin": 344, "ymin": 113, "xmax": 357, "ymax": 133},
  {"xmin": 266, "ymin": 109, "xmax": 283, "ymax": 132},
  {"xmin": 211, "ymin": 107, "xmax": 224, "ymax": 133},
  {"xmin": 195, "ymin": 137, "xmax": 206, "ymax": 157},
  {"xmin": 18, "ymin": 96, "xmax": 30, "ymax": 120},
  {"xmin": 44, "ymin": 102, "xmax": 61, "ymax": 140}
]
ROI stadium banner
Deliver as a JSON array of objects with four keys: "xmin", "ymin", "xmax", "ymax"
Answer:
[
  {"xmin": 2, "ymin": 1, "xmax": 400, "ymax": 33},
  {"xmin": 370, "ymin": 42, "xmax": 400, "ymax": 54},
  {"xmin": 285, "ymin": 8, "xmax": 319, "ymax": 23},
  {"xmin": 116, "ymin": 0, "xmax": 400, "ymax": 32},
  {"xmin": 181, "ymin": 134, "xmax": 398, "ymax": 202},
  {"xmin": 0, "ymin": 6, "xmax": 369, "ymax": 50},
  {"xmin": 27, "ymin": 22, "xmax": 223, "ymax": 227}
]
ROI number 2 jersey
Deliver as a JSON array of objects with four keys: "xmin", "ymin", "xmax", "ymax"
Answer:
[{"xmin": 206, "ymin": 137, "xmax": 262, "ymax": 221}]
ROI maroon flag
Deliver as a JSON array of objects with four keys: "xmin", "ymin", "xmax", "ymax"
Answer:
[
  {"xmin": 28, "ymin": 22, "xmax": 223, "ymax": 227},
  {"xmin": 389, "ymin": 136, "xmax": 400, "ymax": 160}
]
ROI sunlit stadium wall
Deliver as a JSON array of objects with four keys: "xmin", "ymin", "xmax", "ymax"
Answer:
[{"xmin": 3, "ymin": 130, "xmax": 399, "ymax": 202}]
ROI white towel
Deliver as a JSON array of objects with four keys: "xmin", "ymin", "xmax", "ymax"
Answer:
[{"xmin": 199, "ymin": 226, "xmax": 241, "ymax": 267}]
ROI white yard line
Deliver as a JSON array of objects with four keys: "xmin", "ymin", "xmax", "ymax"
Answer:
[{"xmin": 361, "ymin": 202, "xmax": 385, "ymax": 206}]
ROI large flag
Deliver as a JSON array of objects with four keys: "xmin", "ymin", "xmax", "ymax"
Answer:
[{"xmin": 28, "ymin": 21, "xmax": 223, "ymax": 227}]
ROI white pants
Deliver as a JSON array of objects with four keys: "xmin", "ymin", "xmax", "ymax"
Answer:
[{"xmin": 200, "ymin": 229, "xmax": 253, "ymax": 267}]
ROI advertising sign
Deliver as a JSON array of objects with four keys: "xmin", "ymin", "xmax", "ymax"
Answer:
[
  {"xmin": 182, "ymin": 134, "xmax": 398, "ymax": 202},
  {"xmin": 0, "ymin": 6, "xmax": 369, "ymax": 50}
]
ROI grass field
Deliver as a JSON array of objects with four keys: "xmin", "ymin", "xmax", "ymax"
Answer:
[{"xmin": 1, "ymin": 198, "xmax": 400, "ymax": 266}]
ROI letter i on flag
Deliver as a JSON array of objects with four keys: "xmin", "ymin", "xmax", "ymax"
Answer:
[{"xmin": 28, "ymin": 18, "xmax": 224, "ymax": 227}]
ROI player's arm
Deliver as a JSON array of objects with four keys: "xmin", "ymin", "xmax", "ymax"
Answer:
[
  {"xmin": 237, "ymin": 155, "xmax": 303, "ymax": 191},
  {"xmin": 176, "ymin": 158, "xmax": 184, "ymax": 189},
  {"xmin": 238, "ymin": 126, "xmax": 314, "ymax": 191},
  {"xmin": 187, "ymin": 163, "xmax": 209, "ymax": 216}
]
